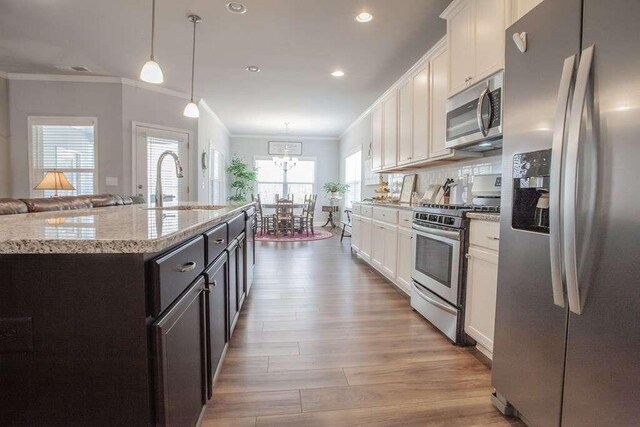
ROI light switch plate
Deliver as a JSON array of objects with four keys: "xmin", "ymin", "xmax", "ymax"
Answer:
[{"xmin": 106, "ymin": 177, "xmax": 118, "ymax": 186}]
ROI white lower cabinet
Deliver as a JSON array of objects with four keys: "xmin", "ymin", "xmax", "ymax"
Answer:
[
  {"xmin": 350, "ymin": 204, "xmax": 409, "ymax": 295},
  {"xmin": 464, "ymin": 220, "xmax": 500, "ymax": 359},
  {"xmin": 396, "ymin": 226, "xmax": 413, "ymax": 294},
  {"xmin": 359, "ymin": 217, "xmax": 372, "ymax": 260}
]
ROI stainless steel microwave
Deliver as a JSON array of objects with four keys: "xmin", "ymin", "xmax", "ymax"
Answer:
[{"xmin": 445, "ymin": 71, "xmax": 503, "ymax": 151}]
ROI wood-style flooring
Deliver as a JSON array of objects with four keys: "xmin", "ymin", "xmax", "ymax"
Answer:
[{"xmin": 202, "ymin": 234, "xmax": 522, "ymax": 426}]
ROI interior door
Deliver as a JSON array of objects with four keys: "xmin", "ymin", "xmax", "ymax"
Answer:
[
  {"xmin": 491, "ymin": 1, "xmax": 582, "ymax": 426},
  {"xmin": 135, "ymin": 125, "xmax": 190, "ymax": 204},
  {"xmin": 561, "ymin": 2, "xmax": 640, "ymax": 425}
]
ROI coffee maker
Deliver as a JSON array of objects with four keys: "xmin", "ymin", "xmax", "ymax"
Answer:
[{"xmin": 512, "ymin": 149, "xmax": 551, "ymax": 233}]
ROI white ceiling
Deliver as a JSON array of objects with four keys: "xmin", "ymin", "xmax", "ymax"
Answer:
[{"xmin": 0, "ymin": 0, "xmax": 450, "ymax": 137}]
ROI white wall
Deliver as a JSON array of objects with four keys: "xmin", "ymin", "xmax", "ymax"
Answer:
[
  {"xmin": 230, "ymin": 136, "xmax": 339, "ymax": 218},
  {"xmin": 197, "ymin": 101, "xmax": 230, "ymax": 203},
  {"xmin": 5, "ymin": 78, "xmax": 220, "ymax": 201},
  {"xmin": 8, "ymin": 80, "xmax": 123, "ymax": 197},
  {"xmin": 0, "ymin": 76, "xmax": 10, "ymax": 196}
]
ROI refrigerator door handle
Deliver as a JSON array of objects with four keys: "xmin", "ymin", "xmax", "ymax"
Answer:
[
  {"xmin": 549, "ymin": 54, "xmax": 577, "ymax": 308},
  {"xmin": 564, "ymin": 45, "xmax": 595, "ymax": 315}
]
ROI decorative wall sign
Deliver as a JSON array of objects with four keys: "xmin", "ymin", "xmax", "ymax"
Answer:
[
  {"xmin": 400, "ymin": 174, "xmax": 417, "ymax": 203},
  {"xmin": 268, "ymin": 141, "xmax": 302, "ymax": 156}
]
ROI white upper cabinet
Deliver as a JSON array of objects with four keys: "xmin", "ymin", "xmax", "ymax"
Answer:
[
  {"xmin": 371, "ymin": 104, "xmax": 383, "ymax": 171},
  {"xmin": 429, "ymin": 44, "xmax": 451, "ymax": 159},
  {"xmin": 411, "ymin": 65, "xmax": 429, "ymax": 163},
  {"xmin": 382, "ymin": 91, "xmax": 398, "ymax": 170},
  {"xmin": 442, "ymin": 0, "xmax": 507, "ymax": 97},
  {"xmin": 446, "ymin": 0, "xmax": 475, "ymax": 96},
  {"xmin": 398, "ymin": 78, "xmax": 413, "ymax": 165}
]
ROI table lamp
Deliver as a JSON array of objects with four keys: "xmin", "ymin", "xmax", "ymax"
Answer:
[{"xmin": 34, "ymin": 171, "xmax": 75, "ymax": 197}]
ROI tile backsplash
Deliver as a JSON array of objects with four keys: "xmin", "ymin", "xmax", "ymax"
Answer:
[{"xmin": 368, "ymin": 152, "xmax": 503, "ymax": 198}]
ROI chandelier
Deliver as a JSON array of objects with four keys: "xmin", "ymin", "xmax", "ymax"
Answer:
[{"xmin": 273, "ymin": 150, "xmax": 298, "ymax": 172}]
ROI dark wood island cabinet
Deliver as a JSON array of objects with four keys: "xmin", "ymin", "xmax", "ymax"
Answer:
[{"xmin": 0, "ymin": 202, "xmax": 256, "ymax": 426}]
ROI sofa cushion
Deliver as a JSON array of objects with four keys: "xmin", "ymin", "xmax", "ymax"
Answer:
[
  {"xmin": 0, "ymin": 199, "xmax": 29, "ymax": 215},
  {"xmin": 21, "ymin": 196, "xmax": 93, "ymax": 213},
  {"xmin": 89, "ymin": 194, "xmax": 123, "ymax": 208}
]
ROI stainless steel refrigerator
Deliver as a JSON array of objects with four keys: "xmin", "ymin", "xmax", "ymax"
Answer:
[{"xmin": 492, "ymin": 0, "xmax": 640, "ymax": 425}]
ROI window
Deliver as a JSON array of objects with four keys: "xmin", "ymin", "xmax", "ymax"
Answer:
[
  {"xmin": 210, "ymin": 148, "xmax": 226, "ymax": 204},
  {"xmin": 255, "ymin": 158, "xmax": 315, "ymax": 203},
  {"xmin": 344, "ymin": 150, "xmax": 362, "ymax": 208},
  {"xmin": 30, "ymin": 117, "xmax": 97, "ymax": 196}
]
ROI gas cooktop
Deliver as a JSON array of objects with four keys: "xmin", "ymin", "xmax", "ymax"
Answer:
[
  {"xmin": 419, "ymin": 203, "xmax": 500, "ymax": 212},
  {"xmin": 413, "ymin": 204, "xmax": 500, "ymax": 229}
]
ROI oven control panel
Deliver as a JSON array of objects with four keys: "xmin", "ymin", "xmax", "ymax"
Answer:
[{"xmin": 413, "ymin": 211, "xmax": 462, "ymax": 229}]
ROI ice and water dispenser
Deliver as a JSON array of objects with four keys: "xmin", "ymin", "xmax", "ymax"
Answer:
[{"xmin": 512, "ymin": 149, "xmax": 552, "ymax": 233}]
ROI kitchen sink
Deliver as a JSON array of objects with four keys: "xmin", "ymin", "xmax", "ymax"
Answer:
[{"xmin": 145, "ymin": 205, "xmax": 227, "ymax": 211}]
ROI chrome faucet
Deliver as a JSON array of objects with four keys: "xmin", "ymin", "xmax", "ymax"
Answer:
[{"xmin": 155, "ymin": 150, "xmax": 184, "ymax": 207}]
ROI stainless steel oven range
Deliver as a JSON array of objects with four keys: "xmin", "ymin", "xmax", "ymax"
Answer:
[{"xmin": 411, "ymin": 203, "xmax": 499, "ymax": 344}]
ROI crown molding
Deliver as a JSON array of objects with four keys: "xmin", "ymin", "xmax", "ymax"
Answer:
[
  {"xmin": 120, "ymin": 78, "xmax": 192, "ymax": 100},
  {"xmin": 339, "ymin": 36, "xmax": 447, "ymax": 140},
  {"xmin": 199, "ymin": 100, "xmax": 231, "ymax": 136},
  {"xmin": 230, "ymin": 134, "xmax": 339, "ymax": 141}
]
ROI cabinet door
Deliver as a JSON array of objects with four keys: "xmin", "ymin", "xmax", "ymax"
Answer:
[
  {"xmin": 464, "ymin": 246, "xmax": 499, "ymax": 356},
  {"xmin": 382, "ymin": 224, "xmax": 398, "ymax": 279},
  {"xmin": 398, "ymin": 78, "xmax": 413, "ymax": 165},
  {"xmin": 412, "ymin": 65, "xmax": 430, "ymax": 162},
  {"xmin": 237, "ymin": 234, "xmax": 246, "ymax": 311},
  {"xmin": 382, "ymin": 91, "xmax": 398, "ymax": 169},
  {"xmin": 351, "ymin": 215, "xmax": 361, "ymax": 252},
  {"xmin": 396, "ymin": 227, "xmax": 413, "ymax": 293},
  {"xmin": 429, "ymin": 45, "xmax": 452, "ymax": 159},
  {"xmin": 153, "ymin": 277, "xmax": 207, "ymax": 427},
  {"xmin": 227, "ymin": 243, "xmax": 238, "ymax": 337},
  {"xmin": 371, "ymin": 104, "xmax": 383, "ymax": 171},
  {"xmin": 205, "ymin": 253, "xmax": 228, "ymax": 399},
  {"xmin": 474, "ymin": 0, "xmax": 505, "ymax": 81},
  {"xmin": 448, "ymin": 0, "xmax": 475, "ymax": 95},
  {"xmin": 360, "ymin": 217, "xmax": 372, "ymax": 260},
  {"xmin": 371, "ymin": 221, "xmax": 385, "ymax": 270}
]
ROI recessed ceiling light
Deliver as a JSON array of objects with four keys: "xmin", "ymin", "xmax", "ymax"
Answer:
[
  {"xmin": 355, "ymin": 12, "xmax": 373, "ymax": 23},
  {"xmin": 331, "ymin": 70, "xmax": 345, "ymax": 77},
  {"xmin": 226, "ymin": 2, "xmax": 247, "ymax": 14},
  {"xmin": 246, "ymin": 65, "xmax": 261, "ymax": 73}
]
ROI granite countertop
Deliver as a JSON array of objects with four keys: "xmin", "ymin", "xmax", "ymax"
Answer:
[
  {"xmin": 0, "ymin": 202, "xmax": 255, "ymax": 254},
  {"xmin": 353, "ymin": 201, "xmax": 416, "ymax": 211},
  {"xmin": 466, "ymin": 212, "xmax": 500, "ymax": 222}
]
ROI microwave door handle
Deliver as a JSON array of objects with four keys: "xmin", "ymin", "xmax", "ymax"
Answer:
[
  {"xmin": 549, "ymin": 54, "xmax": 577, "ymax": 308},
  {"xmin": 476, "ymin": 86, "xmax": 490, "ymax": 137},
  {"xmin": 564, "ymin": 45, "xmax": 595, "ymax": 315}
]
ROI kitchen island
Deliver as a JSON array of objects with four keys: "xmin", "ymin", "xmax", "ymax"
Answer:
[{"xmin": 0, "ymin": 202, "xmax": 256, "ymax": 426}]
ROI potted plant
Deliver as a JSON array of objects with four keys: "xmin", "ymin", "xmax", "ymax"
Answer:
[
  {"xmin": 227, "ymin": 156, "xmax": 258, "ymax": 203},
  {"xmin": 323, "ymin": 182, "xmax": 350, "ymax": 199}
]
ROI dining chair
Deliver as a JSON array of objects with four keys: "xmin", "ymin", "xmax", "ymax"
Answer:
[
  {"xmin": 253, "ymin": 194, "xmax": 272, "ymax": 234},
  {"xmin": 274, "ymin": 199, "xmax": 294, "ymax": 236},
  {"xmin": 294, "ymin": 195, "xmax": 313, "ymax": 236},
  {"xmin": 341, "ymin": 208, "xmax": 353, "ymax": 242}
]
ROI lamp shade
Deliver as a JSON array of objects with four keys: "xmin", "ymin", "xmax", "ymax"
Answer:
[
  {"xmin": 183, "ymin": 101, "xmax": 200, "ymax": 118},
  {"xmin": 140, "ymin": 59, "xmax": 164, "ymax": 84},
  {"xmin": 34, "ymin": 171, "xmax": 75, "ymax": 196}
]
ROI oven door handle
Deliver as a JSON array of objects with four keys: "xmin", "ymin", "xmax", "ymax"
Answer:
[
  {"xmin": 476, "ymin": 85, "xmax": 490, "ymax": 137},
  {"xmin": 412, "ymin": 224, "xmax": 460, "ymax": 240},
  {"xmin": 412, "ymin": 282, "xmax": 457, "ymax": 315}
]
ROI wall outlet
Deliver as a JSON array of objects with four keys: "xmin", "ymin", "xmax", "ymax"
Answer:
[
  {"xmin": 106, "ymin": 177, "xmax": 118, "ymax": 186},
  {"xmin": 0, "ymin": 317, "xmax": 33, "ymax": 353}
]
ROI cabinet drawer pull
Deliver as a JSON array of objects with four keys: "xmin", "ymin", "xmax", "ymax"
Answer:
[
  {"xmin": 215, "ymin": 238, "xmax": 225, "ymax": 245},
  {"xmin": 487, "ymin": 236, "xmax": 500, "ymax": 241},
  {"xmin": 179, "ymin": 261, "xmax": 197, "ymax": 272}
]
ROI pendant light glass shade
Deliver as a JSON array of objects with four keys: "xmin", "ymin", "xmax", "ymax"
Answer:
[
  {"xmin": 183, "ymin": 15, "xmax": 202, "ymax": 119},
  {"xmin": 140, "ymin": 0, "xmax": 163, "ymax": 84},
  {"xmin": 140, "ymin": 59, "xmax": 164, "ymax": 84},
  {"xmin": 183, "ymin": 101, "xmax": 200, "ymax": 118}
]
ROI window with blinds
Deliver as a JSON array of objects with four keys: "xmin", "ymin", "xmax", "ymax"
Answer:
[
  {"xmin": 255, "ymin": 158, "xmax": 315, "ymax": 203},
  {"xmin": 30, "ymin": 117, "xmax": 97, "ymax": 197},
  {"xmin": 345, "ymin": 150, "xmax": 362, "ymax": 208}
]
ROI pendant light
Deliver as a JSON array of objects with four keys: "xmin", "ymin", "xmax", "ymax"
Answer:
[
  {"xmin": 140, "ymin": 0, "xmax": 164, "ymax": 84},
  {"xmin": 183, "ymin": 15, "xmax": 201, "ymax": 118}
]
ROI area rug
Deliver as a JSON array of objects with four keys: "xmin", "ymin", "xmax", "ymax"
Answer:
[{"xmin": 255, "ymin": 229, "xmax": 333, "ymax": 242}]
